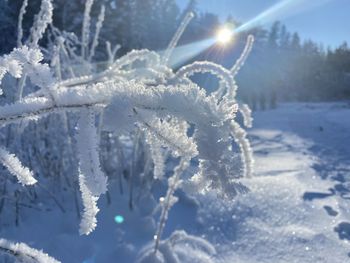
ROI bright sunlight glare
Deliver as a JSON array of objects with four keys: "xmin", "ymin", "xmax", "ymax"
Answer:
[{"xmin": 216, "ymin": 27, "xmax": 233, "ymax": 44}]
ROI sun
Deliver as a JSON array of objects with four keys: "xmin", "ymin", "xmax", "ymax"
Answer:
[{"xmin": 216, "ymin": 26, "xmax": 233, "ymax": 44}]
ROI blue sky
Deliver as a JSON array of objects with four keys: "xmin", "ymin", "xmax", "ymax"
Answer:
[{"xmin": 177, "ymin": 0, "xmax": 349, "ymax": 48}]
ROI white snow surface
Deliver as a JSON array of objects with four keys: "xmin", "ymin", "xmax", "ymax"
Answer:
[{"xmin": 1, "ymin": 102, "xmax": 350, "ymax": 262}]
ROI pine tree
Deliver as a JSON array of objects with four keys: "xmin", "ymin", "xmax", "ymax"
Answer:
[
  {"xmin": 279, "ymin": 25, "xmax": 290, "ymax": 50},
  {"xmin": 291, "ymin": 32, "xmax": 301, "ymax": 51},
  {"xmin": 267, "ymin": 21, "xmax": 281, "ymax": 49}
]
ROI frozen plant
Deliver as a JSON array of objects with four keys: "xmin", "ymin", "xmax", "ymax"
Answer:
[
  {"xmin": 0, "ymin": 0, "xmax": 255, "ymax": 259},
  {"xmin": 0, "ymin": 238, "xmax": 60, "ymax": 263},
  {"xmin": 0, "ymin": 147, "xmax": 36, "ymax": 186},
  {"xmin": 88, "ymin": 5, "xmax": 105, "ymax": 62},
  {"xmin": 138, "ymin": 230, "xmax": 216, "ymax": 263}
]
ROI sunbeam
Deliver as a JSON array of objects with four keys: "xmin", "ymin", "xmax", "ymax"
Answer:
[
  {"xmin": 235, "ymin": 0, "xmax": 332, "ymax": 33},
  {"xmin": 166, "ymin": 38, "xmax": 215, "ymax": 68}
]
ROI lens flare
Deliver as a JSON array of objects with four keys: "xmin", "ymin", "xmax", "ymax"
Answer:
[{"xmin": 114, "ymin": 215, "xmax": 124, "ymax": 224}]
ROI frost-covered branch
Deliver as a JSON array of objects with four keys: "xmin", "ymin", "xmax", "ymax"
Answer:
[
  {"xmin": 143, "ymin": 118, "xmax": 197, "ymax": 158},
  {"xmin": 231, "ymin": 35, "xmax": 254, "ymax": 77},
  {"xmin": 106, "ymin": 41, "xmax": 121, "ymax": 66},
  {"xmin": 239, "ymin": 103, "xmax": 253, "ymax": 128},
  {"xmin": 82, "ymin": 0, "xmax": 94, "ymax": 59},
  {"xmin": 176, "ymin": 61, "xmax": 237, "ymax": 100},
  {"xmin": 88, "ymin": 5, "xmax": 105, "ymax": 62},
  {"xmin": 161, "ymin": 11, "xmax": 194, "ymax": 65},
  {"xmin": 0, "ymin": 46, "xmax": 54, "ymax": 99},
  {"xmin": 154, "ymin": 158, "xmax": 190, "ymax": 253},
  {"xmin": 78, "ymin": 174, "xmax": 100, "ymax": 235},
  {"xmin": 17, "ymin": 0, "xmax": 28, "ymax": 47},
  {"xmin": 139, "ymin": 230, "xmax": 216, "ymax": 263},
  {"xmin": 0, "ymin": 76, "xmax": 251, "ymax": 193},
  {"xmin": 0, "ymin": 238, "xmax": 60, "ymax": 263},
  {"xmin": 76, "ymin": 108, "xmax": 107, "ymax": 196},
  {"xmin": 0, "ymin": 147, "xmax": 37, "ymax": 185},
  {"xmin": 29, "ymin": 0, "xmax": 53, "ymax": 47},
  {"xmin": 230, "ymin": 121, "xmax": 254, "ymax": 178}
]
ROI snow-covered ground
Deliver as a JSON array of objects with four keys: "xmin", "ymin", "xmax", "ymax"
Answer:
[
  {"xmin": 2, "ymin": 102, "xmax": 350, "ymax": 262},
  {"xmin": 215, "ymin": 102, "xmax": 350, "ymax": 262}
]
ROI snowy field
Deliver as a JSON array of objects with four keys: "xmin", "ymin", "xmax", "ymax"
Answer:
[{"xmin": 2, "ymin": 102, "xmax": 350, "ymax": 262}]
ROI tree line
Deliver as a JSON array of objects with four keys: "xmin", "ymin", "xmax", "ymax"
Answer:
[{"xmin": 0, "ymin": 0, "xmax": 349, "ymax": 106}]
